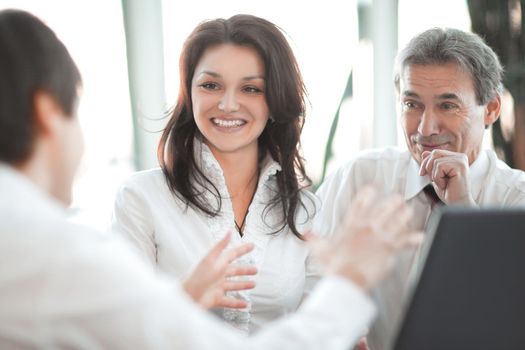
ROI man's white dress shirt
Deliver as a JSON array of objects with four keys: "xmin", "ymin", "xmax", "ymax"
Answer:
[
  {"xmin": 314, "ymin": 147, "xmax": 525, "ymax": 349},
  {"xmin": 315, "ymin": 147, "xmax": 525, "ymax": 234},
  {"xmin": 0, "ymin": 163, "xmax": 375, "ymax": 349}
]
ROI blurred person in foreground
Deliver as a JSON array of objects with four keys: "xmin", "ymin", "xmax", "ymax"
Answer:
[{"xmin": 0, "ymin": 9, "xmax": 420, "ymax": 350}]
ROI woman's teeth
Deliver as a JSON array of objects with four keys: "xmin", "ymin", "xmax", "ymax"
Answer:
[{"xmin": 212, "ymin": 118, "xmax": 246, "ymax": 128}]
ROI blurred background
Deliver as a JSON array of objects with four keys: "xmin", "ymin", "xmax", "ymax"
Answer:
[{"xmin": 0, "ymin": 0, "xmax": 522, "ymax": 231}]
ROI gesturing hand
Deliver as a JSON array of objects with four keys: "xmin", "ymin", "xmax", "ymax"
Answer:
[
  {"xmin": 309, "ymin": 187, "xmax": 423, "ymax": 292},
  {"xmin": 419, "ymin": 150, "xmax": 476, "ymax": 206},
  {"xmin": 183, "ymin": 232, "xmax": 257, "ymax": 309}
]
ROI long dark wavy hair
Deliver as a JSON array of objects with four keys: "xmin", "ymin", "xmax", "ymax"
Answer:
[{"xmin": 158, "ymin": 14, "xmax": 313, "ymax": 238}]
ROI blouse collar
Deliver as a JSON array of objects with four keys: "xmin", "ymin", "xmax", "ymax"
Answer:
[{"xmin": 194, "ymin": 137, "xmax": 282, "ymax": 192}]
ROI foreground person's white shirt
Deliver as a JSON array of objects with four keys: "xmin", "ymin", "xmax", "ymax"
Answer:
[
  {"xmin": 112, "ymin": 141, "xmax": 321, "ymax": 333},
  {"xmin": 0, "ymin": 164, "xmax": 375, "ymax": 350}
]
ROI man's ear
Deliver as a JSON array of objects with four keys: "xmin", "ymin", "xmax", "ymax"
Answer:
[
  {"xmin": 33, "ymin": 91, "xmax": 65, "ymax": 137},
  {"xmin": 484, "ymin": 94, "xmax": 501, "ymax": 128}
]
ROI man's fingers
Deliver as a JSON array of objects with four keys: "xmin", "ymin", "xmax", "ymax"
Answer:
[
  {"xmin": 432, "ymin": 158, "xmax": 461, "ymax": 190},
  {"xmin": 309, "ymin": 237, "xmax": 335, "ymax": 268},
  {"xmin": 423, "ymin": 150, "xmax": 452, "ymax": 178},
  {"xmin": 424, "ymin": 153, "xmax": 437, "ymax": 177},
  {"xmin": 355, "ymin": 337, "xmax": 370, "ymax": 350},
  {"xmin": 302, "ymin": 230, "xmax": 316, "ymax": 242},
  {"xmin": 432, "ymin": 157, "xmax": 447, "ymax": 184},
  {"xmin": 347, "ymin": 193, "xmax": 411, "ymax": 246},
  {"xmin": 419, "ymin": 151, "xmax": 432, "ymax": 176},
  {"xmin": 303, "ymin": 231, "xmax": 323, "ymax": 250},
  {"xmin": 370, "ymin": 194, "xmax": 406, "ymax": 230},
  {"xmin": 421, "ymin": 151, "xmax": 431, "ymax": 159},
  {"xmin": 344, "ymin": 186, "xmax": 377, "ymax": 228},
  {"xmin": 382, "ymin": 201, "xmax": 414, "ymax": 238},
  {"xmin": 222, "ymin": 242, "xmax": 255, "ymax": 265},
  {"xmin": 393, "ymin": 232, "xmax": 425, "ymax": 250},
  {"xmin": 223, "ymin": 280, "xmax": 256, "ymax": 292},
  {"xmin": 205, "ymin": 232, "xmax": 232, "ymax": 260}
]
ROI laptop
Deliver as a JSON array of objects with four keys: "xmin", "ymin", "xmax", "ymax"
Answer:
[{"xmin": 390, "ymin": 207, "xmax": 525, "ymax": 350}]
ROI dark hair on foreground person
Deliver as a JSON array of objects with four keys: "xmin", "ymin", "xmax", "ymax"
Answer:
[{"xmin": 0, "ymin": 9, "xmax": 81, "ymax": 164}]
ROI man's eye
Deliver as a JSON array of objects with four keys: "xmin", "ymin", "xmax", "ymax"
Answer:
[
  {"xmin": 441, "ymin": 102, "xmax": 458, "ymax": 110},
  {"xmin": 403, "ymin": 101, "xmax": 418, "ymax": 109}
]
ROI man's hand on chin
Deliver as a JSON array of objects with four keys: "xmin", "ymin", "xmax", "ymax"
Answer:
[{"xmin": 419, "ymin": 150, "xmax": 477, "ymax": 207}]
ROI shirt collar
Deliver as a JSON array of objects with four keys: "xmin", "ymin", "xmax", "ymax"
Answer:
[
  {"xmin": 404, "ymin": 155, "xmax": 429, "ymax": 200},
  {"xmin": 403, "ymin": 149, "xmax": 490, "ymax": 201},
  {"xmin": 468, "ymin": 149, "xmax": 490, "ymax": 200},
  {"xmin": 257, "ymin": 153, "xmax": 282, "ymax": 186},
  {"xmin": 194, "ymin": 138, "xmax": 281, "ymax": 187},
  {"xmin": 0, "ymin": 163, "xmax": 65, "ymax": 218}
]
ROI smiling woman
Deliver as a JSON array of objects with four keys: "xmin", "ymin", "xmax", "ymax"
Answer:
[
  {"xmin": 111, "ymin": 14, "xmax": 319, "ymax": 334},
  {"xmin": 190, "ymin": 44, "xmax": 270, "ymax": 235},
  {"xmin": 191, "ymin": 44, "xmax": 270, "ymax": 159}
]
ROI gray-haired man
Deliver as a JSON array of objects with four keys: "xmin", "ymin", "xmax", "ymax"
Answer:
[{"xmin": 316, "ymin": 28, "xmax": 525, "ymax": 349}]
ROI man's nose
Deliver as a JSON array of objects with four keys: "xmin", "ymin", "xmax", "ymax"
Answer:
[{"xmin": 417, "ymin": 108, "xmax": 440, "ymax": 136}]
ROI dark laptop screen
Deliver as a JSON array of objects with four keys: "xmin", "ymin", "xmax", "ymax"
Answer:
[{"xmin": 391, "ymin": 208, "xmax": 525, "ymax": 350}]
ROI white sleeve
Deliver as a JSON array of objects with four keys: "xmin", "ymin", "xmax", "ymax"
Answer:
[
  {"xmin": 36, "ymin": 235, "xmax": 375, "ymax": 350},
  {"xmin": 111, "ymin": 179, "xmax": 157, "ymax": 265},
  {"xmin": 296, "ymin": 191, "xmax": 324, "ymax": 302},
  {"xmin": 313, "ymin": 163, "xmax": 357, "ymax": 237},
  {"xmin": 249, "ymin": 275, "xmax": 375, "ymax": 350},
  {"xmin": 299, "ymin": 251, "xmax": 323, "ymax": 304}
]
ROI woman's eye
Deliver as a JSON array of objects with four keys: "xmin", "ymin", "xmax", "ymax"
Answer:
[
  {"xmin": 200, "ymin": 82, "xmax": 219, "ymax": 90},
  {"xmin": 243, "ymin": 86, "xmax": 263, "ymax": 93}
]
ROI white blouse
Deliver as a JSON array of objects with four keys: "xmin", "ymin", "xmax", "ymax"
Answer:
[{"xmin": 111, "ymin": 141, "xmax": 320, "ymax": 333}]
